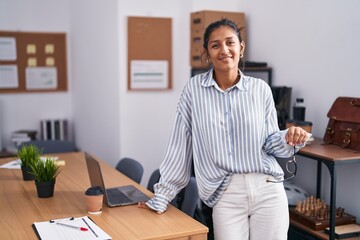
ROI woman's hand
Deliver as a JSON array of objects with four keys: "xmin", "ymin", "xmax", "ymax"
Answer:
[
  {"xmin": 137, "ymin": 201, "xmax": 163, "ymax": 214},
  {"xmin": 285, "ymin": 126, "xmax": 309, "ymax": 146}
]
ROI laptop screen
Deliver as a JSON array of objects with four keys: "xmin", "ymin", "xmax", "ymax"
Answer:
[{"xmin": 84, "ymin": 152, "xmax": 107, "ymax": 194}]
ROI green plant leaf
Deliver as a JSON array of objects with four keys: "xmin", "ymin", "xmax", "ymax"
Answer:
[
  {"xmin": 30, "ymin": 156, "xmax": 61, "ymax": 182},
  {"xmin": 17, "ymin": 144, "xmax": 42, "ymax": 168}
]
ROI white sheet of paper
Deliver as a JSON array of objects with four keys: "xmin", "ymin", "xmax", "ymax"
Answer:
[
  {"xmin": 130, "ymin": 60, "xmax": 168, "ymax": 89},
  {"xmin": 0, "ymin": 65, "xmax": 19, "ymax": 88},
  {"xmin": 25, "ymin": 67, "xmax": 57, "ymax": 89},
  {"xmin": 0, "ymin": 37, "xmax": 17, "ymax": 61},
  {"xmin": 0, "ymin": 157, "xmax": 59, "ymax": 169},
  {"xmin": 0, "ymin": 160, "xmax": 21, "ymax": 169},
  {"xmin": 33, "ymin": 216, "xmax": 112, "ymax": 240}
]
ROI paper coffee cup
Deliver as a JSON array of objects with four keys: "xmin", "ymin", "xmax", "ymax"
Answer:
[{"xmin": 85, "ymin": 186, "xmax": 104, "ymax": 214}]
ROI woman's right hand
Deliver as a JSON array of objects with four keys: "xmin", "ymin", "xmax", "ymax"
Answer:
[{"xmin": 285, "ymin": 126, "xmax": 309, "ymax": 146}]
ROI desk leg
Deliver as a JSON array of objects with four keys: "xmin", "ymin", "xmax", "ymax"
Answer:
[
  {"xmin": 324, "ymin": 161, "xmax": 336, "ymax": 240},
  {"xmin": 316, "ymin": 160, "xmax": 322, "ymax": 198}
]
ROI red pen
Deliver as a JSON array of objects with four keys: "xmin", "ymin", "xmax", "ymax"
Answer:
[{"xmin": 56, "ymin": 222, "xmax": 88, "ymax": 231}]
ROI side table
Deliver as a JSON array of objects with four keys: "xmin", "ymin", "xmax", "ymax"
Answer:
[{"xmin": 295, "ymin": 138, "xmax": 360, "ymax": 240}]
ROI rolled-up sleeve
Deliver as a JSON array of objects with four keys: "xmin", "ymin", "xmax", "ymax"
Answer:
[{"xmin": 262, "ymin": 85, "xmax": 311, "ymax": 158}]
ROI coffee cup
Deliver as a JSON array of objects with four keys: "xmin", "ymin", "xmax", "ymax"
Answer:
[{"xmin": 85, "ymin": 186, "xmax": 104, "ymax": 214}]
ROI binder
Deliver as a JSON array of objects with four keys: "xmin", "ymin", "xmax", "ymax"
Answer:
[
  {"xmin": 46, "ymin": 120, "xmax": 52, "ymax": 140},
  {"xmin": 40, "ymin": 119, "xmax": 68, "ymax": 140},
  {"xmin": 54, "ymin": 120, "xmax": 60, "ymax": 140}
]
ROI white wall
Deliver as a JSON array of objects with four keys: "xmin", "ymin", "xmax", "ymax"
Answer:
[
  {"xmin": 116, "ymin": 0, "xmax": 193, "ymax": 193},
  {"xmin": 69, "ymin": 0, "xmax": 121, "ymax": 166},
  {"xmin": 237, "ymin": 0, "xmax": 360, "ymax": 220},
  {"xmin": 1, "ymin": 0, "xmax": 359, "ymax": 222}
]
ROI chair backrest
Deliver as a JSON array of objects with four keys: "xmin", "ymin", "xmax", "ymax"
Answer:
[
  {"xmin": 171, "ymin": 177, "xmax": 200, "ymax": 217},
  {"xmin": 147, "ymin": 172, "xmax": 205, "ymax": 222},
  {"xmin": 115, "ymin": 157, "xmax": 144, "ymax": 184},
  {"xmin": 147, "ymin": 169, "xmax": 161, "ymax": 193},
  {"xmin": 19, "ymin": 140, "xmax": 77, "ymax": 154}
]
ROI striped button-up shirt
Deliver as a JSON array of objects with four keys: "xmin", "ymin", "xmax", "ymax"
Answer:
[{"xmin": 147, "ymin": 68, "xmax": 301, "ymax": 213}]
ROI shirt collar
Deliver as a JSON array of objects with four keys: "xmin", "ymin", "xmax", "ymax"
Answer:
[{"xmin": 201, "ymin": 68, "xmax": 248, "ymax": 92}]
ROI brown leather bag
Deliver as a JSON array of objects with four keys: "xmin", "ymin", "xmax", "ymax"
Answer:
[{"xmin": 323, "ymin": 97, "xmax": 360, "ymax": 151}]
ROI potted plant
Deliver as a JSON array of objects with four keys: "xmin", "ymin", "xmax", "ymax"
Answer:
[
  {"xmin": 30, "ymin": 156, "xmax": 63, "ymax": 198},
  {"xmin": 17, "ymin": 144, "xmax": 42, "ymax": 181}
]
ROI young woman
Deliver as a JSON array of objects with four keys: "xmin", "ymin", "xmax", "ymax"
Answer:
[{"xmin": 139, "ymin": 18, "xmax": 310, "ymax": 240}]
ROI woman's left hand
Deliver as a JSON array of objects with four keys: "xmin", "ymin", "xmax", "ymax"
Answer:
[
  {"xmin": 285, "ymin": 126, "xmax": 309, "ymax": 146},
  {"xmin": 138, "ymin": 201, "xmax": 163, "ymax": 214}
]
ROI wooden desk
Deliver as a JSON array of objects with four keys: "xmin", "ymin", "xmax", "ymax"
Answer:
[
  {"xmin": 0, "ymin": 152, "xmax": 208, "ymax": 240},
  {"xmin": 293, "ymin": 139, "xmax": 360, "ymax": 240}
]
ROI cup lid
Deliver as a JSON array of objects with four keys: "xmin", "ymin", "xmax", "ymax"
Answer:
[{"xmin": 85, "ymin": 186, "xmax": 104, "ymax": 196}]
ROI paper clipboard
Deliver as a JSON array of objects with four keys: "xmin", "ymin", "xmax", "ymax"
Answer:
[{"xmin": 32, "ymin": 216, "xmax": 111, "ymax": 240}]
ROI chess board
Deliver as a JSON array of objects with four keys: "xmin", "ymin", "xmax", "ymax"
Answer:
[{"xmin": 290, "ymin": 196, "xmax": 356, "ymax": 231}]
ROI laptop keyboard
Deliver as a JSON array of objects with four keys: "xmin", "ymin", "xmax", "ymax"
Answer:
[{"xmin": 106, "ymin": 188, "xmax": 132, "ymax": 204}]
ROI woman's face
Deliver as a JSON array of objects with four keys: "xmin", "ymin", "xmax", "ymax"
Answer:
[{"xmin": 207, "ymin": 26, "xmax": 245, "ymax": 74}]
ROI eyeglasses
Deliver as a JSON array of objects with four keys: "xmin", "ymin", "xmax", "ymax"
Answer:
[{"xmin": 267, "ymin": 146, "xmax": 297, "ymax": 183}]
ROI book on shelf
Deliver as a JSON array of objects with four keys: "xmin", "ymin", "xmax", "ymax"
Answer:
[
  {"xmin": 324, "ymin": 224, "xmax": 360, "ymax": 239},
  {"xmin": 12, "ymin": 130, "xmax": 37, "ymax": 139},
  {"xmin": 11, "ymin": 129, "xmax": 37, "ymax": 147},
  {"xmin": 11, "ymin": 136, "xmax": 31, "ymax": 145}
]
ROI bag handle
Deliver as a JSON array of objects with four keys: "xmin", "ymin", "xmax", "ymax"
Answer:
[
  {"xmin": 350, "ymin": 98, "xmax": 360, "ymax": 107},
  {"xmin": 324, "ymin": 119, "xmax": 335, "ymax": 144}
]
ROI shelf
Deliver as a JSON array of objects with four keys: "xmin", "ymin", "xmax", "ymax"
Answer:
[
  {"xmin": 290, "ymin": 219, "xmax": 360, "ymax": 240},
  {"xmin": 191, "ymin": 66, "xmax": 272, "ymax": 86}
]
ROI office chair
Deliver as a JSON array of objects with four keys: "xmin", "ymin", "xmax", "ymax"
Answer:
[
  {"xmin": 147, "ymin": 169, "xmax": 161, "ymax": 193},
  {"xmin": 147, "ymin": 172, "xmax": 207, "ymax": 226},
  {"xmin": 19, "ymin": 140, "xmax": 77, "ymax": 154},
  {"xmin": 171, "ymin": 177, "xmax": 200, "ymax": 218},
  {"xmin": 147, "ymin": 170, "xmax": 199, "ymax": 216},
  {"xmin": 115, "ymin": 157, "xmax": 144, "ymax": 184}
]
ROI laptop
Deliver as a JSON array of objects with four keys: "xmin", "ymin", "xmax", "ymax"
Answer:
[{"xmin": 84, "ymin": 152, "xmax": 150, "ymax": 207}]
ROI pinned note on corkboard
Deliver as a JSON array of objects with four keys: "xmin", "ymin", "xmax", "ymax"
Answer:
[
  {"xmin": 127, "ymin": 16, "xmax": 172, "ymax": 91},
  {"xmin": 0, "ymin": 31, "xmax": 67, "ymax": 94}
]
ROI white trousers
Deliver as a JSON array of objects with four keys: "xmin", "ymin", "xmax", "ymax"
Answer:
[{"xmin": 213, "ymin": 173, "xmax": 289, "ymax": 240}]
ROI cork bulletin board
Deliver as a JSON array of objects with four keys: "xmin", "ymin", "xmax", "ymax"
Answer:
[
  {"xmin": 127, "ymin": 16, "xmax": 172, "ymax": 91},
  {"xmin": 0, "ymin": 31, "xmax": 67, "ymax": 94}
]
